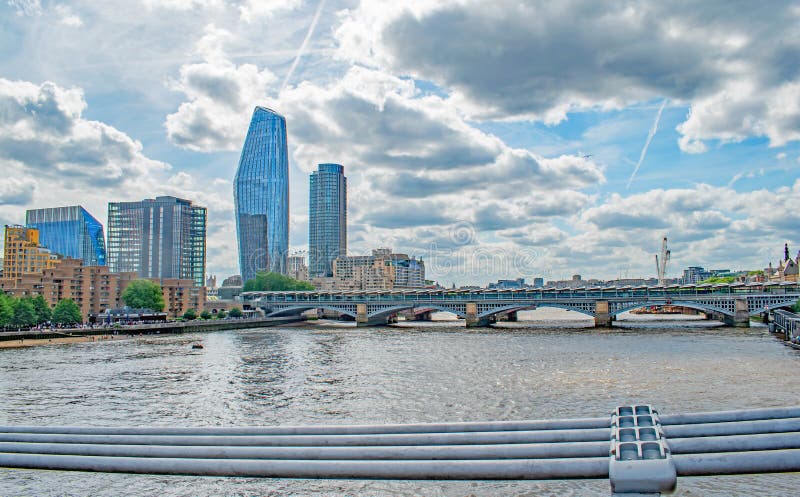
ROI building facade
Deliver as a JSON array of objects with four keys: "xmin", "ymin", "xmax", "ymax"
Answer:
[
  {"xmin": 234, "ymin": 106, "xmax": 290, "ymax": 283},
  {"xmin": 0, "ymin": 257, "xmax": 137, "ymax": 319},
  {"xmin": 107, "ymin": 196, "xmax": 207, "ymax": 287},
  {"xmin": 1, "ymin": 257, "xmax": 204, "ymax": 320},
  {"xmin": 25, "ymin": 205, "xmax": 107, "ymax": 266},
  {"xmin": 309, "ymin": 163, "xmax": 347, "ymax": 278},
  {"xmin": 2, "ymin": 225, "xmax": 59, "ymax": 281},
  {"xmin": 288, "ymin": 254, "xmax": 309, "ymax": 282}
]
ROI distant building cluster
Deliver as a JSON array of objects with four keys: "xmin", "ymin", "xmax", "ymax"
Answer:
[
  {"xmin": 231, "ymin": 106, "xmax": 425, "ymax": 292},
  {"xmin": 765, "ymin": 243, "xmax": 799, "ymax": 282},
  {"xmin": 309, "ymin": 249, "xmax": 425, "ymax": 291},
  {"xmin": 680, "ymin": 267, "xmax": 733, "ymax": 284},
  {"xmin": 1, "ymin": 196, "xmax": 207, "ymax": 320}
]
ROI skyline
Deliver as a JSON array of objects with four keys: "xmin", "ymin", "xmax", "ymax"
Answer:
[{"xmin": 0, "ymin": 1, "xmax": 798, "ymax": 285}]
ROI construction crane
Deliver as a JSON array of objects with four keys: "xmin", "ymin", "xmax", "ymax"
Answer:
[{"xmin": 655, "ymin": 236, "xmax": 670, "ymax": 285}]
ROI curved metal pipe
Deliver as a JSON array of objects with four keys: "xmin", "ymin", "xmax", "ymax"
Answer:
[
  {"xmin": 673, "ymin": 449, "xmax": 800, "ymax": 476},
  {"xmin": 668, "ymin": 432, "xmax": 800, "ymax": 454},
  {"xmin": 659, "ymin": 406, "xmax": 800, "ymax": 425},
  {"xmin": 0, "ymin": 417, "xmax": 610, "ymax": 436},
  {"xmin": 0, "ymin": 441, "xmax": 611, "ymax": 460},
  {"xmin": 662, "ymin": 418, "xmax": 800, "ymax": 439},
  {"xmin": 0, "ymin": 428, "xmax": 612, "ymax": 447},
  {"xmin": 0, "ymin": 453, "xmax": 610, "ymax": 479}
]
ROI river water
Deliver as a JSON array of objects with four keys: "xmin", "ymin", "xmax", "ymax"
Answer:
[{"xmin": 1, "ymin": 313, "xmax": 799, "ymax": 496}]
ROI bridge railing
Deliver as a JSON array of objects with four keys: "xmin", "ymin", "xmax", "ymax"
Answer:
[
  {"xmin": 243, "ymin": 287, "xmax": 800, "ymax": 305},
  {"xmin": 2, "ymin": 406, "xmax": 799, "ymax": 495},
  {"xmin": 774, "ymin": 310, "xmax": 800, "ymax": 341}
]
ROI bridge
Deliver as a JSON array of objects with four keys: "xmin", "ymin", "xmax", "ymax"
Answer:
[
  {"xmin": 2, "ymin": 405, "xmax": 799, "ymax": 496},
  {"xmin": 242, "ymin": 282, "xmax": 800, "ymax": 327}
]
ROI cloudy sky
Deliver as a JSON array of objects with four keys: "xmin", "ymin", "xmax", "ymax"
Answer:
[{"xmin": 1, "ymin": 0, "xmax": 798, "ymax": 285}]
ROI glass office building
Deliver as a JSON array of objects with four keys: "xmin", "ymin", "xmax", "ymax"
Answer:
[
  {"xmin": 234, "ymin": 106, "xmax": 289, "ymax": 283},
  {"xmin": 25, "ymin": 205, "xmax": 107, "ymax": 266},
  {"xmin": 107, "ymin": 196, "xmax": 207, "ymax": 287},
  {"xmin": 309, "ymin": 163, "xmax": 347, "ymax": 278}
]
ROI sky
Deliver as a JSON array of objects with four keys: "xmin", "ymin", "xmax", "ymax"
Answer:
[{"xmin": 0, "ymin": 0, "xmax": 798, "ymax": 286}]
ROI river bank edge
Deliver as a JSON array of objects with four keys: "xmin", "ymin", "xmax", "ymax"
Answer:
[{"xmin": 0, "ymin": 316, "xmax": 305, "ymax": 349}]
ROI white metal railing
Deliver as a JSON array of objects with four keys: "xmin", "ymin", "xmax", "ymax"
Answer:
[
  {"xmin": 774, "ymin": 309, "xmax": 800, "ymax": 341},
  {"xmin": 1, "ymin": 406, "xmax": 799, "ymax": 495}
]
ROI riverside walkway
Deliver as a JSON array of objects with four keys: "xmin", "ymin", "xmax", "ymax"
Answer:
[
  {"xmin": 1, "ymin": 405, "xmax": 799, "ymax": 495},
  {"xmin": 0, "ymin": 316, "xmax": 303, "ymax": 343},
  {"xmin": 242, "ymin": 281, "xmax": 800, "ymax": 327}
]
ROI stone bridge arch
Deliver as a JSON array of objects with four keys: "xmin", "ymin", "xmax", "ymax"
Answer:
[{"xmin": 608, "ymin": 301, "xmax": 734, "ymax": 318}]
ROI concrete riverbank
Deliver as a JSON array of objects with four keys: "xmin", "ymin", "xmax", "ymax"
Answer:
[{"xmin": 0, "ymin": 316, "xmax": 305, "ymax": 349}]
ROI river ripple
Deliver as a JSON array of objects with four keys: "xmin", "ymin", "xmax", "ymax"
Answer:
[{"xmin": 1, "ymin": 319, "xmax": 799, "ymax": 496}]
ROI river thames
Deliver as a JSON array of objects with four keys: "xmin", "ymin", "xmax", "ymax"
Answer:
[{"xmin": 1, "ymin": 313, "xmax": 799, "ymax": 496}]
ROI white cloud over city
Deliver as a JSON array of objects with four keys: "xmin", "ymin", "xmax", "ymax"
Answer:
[{"xmin": 0, "ymin": 0, "xmax": 798, "ymax": 284}]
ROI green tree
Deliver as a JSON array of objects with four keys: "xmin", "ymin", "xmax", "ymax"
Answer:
[
  {"xmin": 698, "ymin": 276, "xmax": 736, "ymax": 284},
  {"xmin": 793, "ymin": 299, "xmax": 800, "ymax": 313},
  {"xmin": 121, "ymin": 280, "xmax": 165, "ymax": 311},
  {"xmin": 243, "ymin": 271, "xmax": 314, "ymax": 292},
  {"xmin": 228, "ymin": 307, "xmax": 243, "ymax": 318},
  {"xmin": 52, "ymin": 299, "xmax": 82, "ymax": 326},
  {"xmin": 216, "ymin": 309, "xmax": 227, "ymax": 319},
  {"xmin": 32, "ymin": 295, "xmax": 51, "ymax": 324},
  {"xmin": 200, "ymin": 310, "xmax": 212, "ymax": 320},
  {"xmin": 0, "ymin": 294, "xmax": 14, "ymax": 327},
  {"xmin": 182, "ymin": 309, "xmax": 197, "ymax": 321},
  {"xmin": 12, "ymin": 298, "xmax": 37, "ymax": 328}
]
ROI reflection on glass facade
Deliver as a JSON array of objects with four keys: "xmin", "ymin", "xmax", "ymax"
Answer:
[
  {"xmin": 25, "ymin": 206, "xmax": 107, "ymax": 266},
  {"xmin": 309, "ymin": 163, "xmax": 347, "ymax": 278},
  {"xmin": 234, "ymin": 106, "xmax": 289, "ymax": 283},
  {"xmin": 107, "ymin": 196, "xmax": 207, "ymax": 286}
]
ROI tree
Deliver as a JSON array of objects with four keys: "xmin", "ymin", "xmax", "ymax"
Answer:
[
  {"xmin": 793, "ymin": 299, "xmax": 800, "ymax": 313},
  {"xmin": 243, "ymin": 271, "xmax": 314, "ymax": 292},
  {"xmin": 228, "ymin": 307, "xmax": 243, "ymax": 318},
  {"xmin": 216, "ymin": 309, "xmax": 227, "ymax": 319},
  {"xmin": 698, "ymin": 276, "xmax": 736, "ymax": 285},
  {"xmin": 182, "ymin": 309, "xmax": 197, "ymax": 321},
  {"xmin": 32, "ymin": 295, "xmax": 51, "ymax": 324},
  {"xmin": 121, "ymin": 280, "xmax": 165, "ymax": 311},
  {"xmin": 200, "ymin": 310, "xmax": 212, "ymax": 320},
  {"xmin": 0, "ymin": 294, "xmax": 14, "ymax": 328},
  {"xmin": 52, "ymin": 299, "xmax": 82, "ymax": 326},
  {"xmin": 12, "ymin": 298, "xmax": 37, "ymax": 328}
]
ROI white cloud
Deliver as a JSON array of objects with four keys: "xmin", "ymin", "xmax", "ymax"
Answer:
[
  {"xmin": 141, "ymin": 0, "xmax": 222, "ymax": 11},
  {"xmin": 54, "ymin": 4, "xmax": 83, "ymax": 27},
  {"xmin": 0, "ymin": 78, "xmax": 168, "ymax": 183},
  {"xmin": 239, "ymin": 0, "xmax": 303, "ymax": 23},
  {"xmin": 336, "ymin": 0, "xmax": 800, "ymax": 152},
  {"xmin": 0, "ymin": 176, "xmax": 37, "ymax": 205},
  {"xmin": 165, "ymin": 25, "xmax": 278, "ymax": 152},
  {"xmin": 8, "ymin": 0, "xmax": 42, "ymax": 16}
]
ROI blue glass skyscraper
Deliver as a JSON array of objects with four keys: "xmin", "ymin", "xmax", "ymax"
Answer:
[
  {"xmin": 26, "ymin": 205, "xmax": 107, "ymax": 266},
  {"xmin": 234, "ymin": 106, "xmax": 289, "ymax": 283},
  {"xmin": 309, "ymin": 163, "xmax": 347, "ymax": 278}
]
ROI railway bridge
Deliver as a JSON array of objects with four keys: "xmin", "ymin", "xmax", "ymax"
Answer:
[{"xmin": 242, "ymin": 282, "xmax": 800, "ymax": 327}]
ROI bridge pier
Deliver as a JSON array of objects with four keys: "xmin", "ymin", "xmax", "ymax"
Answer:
[
  {"xmin": 355, "ymin": 304, "xmax": 389, "ymax": 327},
  {"xmin": 594, "ymin": 301, "xmax": 612, "ymax": 328},
  {"xmin": 723, "ymin": 299, "xmax": 750, "ymax": 327},
  {"xmin": 465, "ymin": 303, "xmax": 492, "ymax": 327}
]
